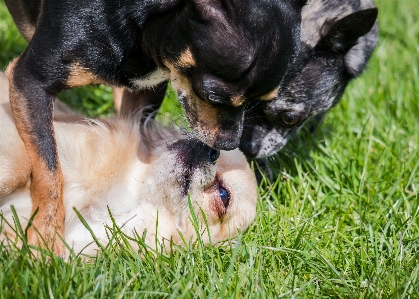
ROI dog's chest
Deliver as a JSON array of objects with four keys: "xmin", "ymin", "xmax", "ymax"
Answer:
[{"xmin": 130, "ymin": 69, "xmax": 168, "ymax": 90}]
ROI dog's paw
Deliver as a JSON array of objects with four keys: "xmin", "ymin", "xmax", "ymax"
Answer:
[{"xmin": 27, "ymin": 225, "xmax": 66, "ymax": 259}]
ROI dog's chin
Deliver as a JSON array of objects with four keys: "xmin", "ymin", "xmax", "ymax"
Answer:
[
  {"xmin": 256, "ymin": 130, "xmax": 290, "ymax": 159},
  {"xmin": 241, "ymin": 128, "xmax": 288, "ymax": 159}
]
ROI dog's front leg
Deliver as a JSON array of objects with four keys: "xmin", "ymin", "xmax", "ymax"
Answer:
[
  {"xmin": 114, "ymin": 81, "xmax": 168, "ymax": 118},
  {"xmin": 6, "ymin": 56, "xmax": 67, "ymax": 258}
]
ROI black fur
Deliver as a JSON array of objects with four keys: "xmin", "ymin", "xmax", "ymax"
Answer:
[
  {"xmin": 5, "ymin": 0, "xmax": 306, "ymax": 150},
  {"xmin": 168, "ymin": 139, "xmax": 219, "ymax": 196},
  {"xmin": 240, "ymin": 0, "xmax": 378, "ymax": 158}
]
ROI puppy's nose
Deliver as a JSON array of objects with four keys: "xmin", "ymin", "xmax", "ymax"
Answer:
[{"xmin": 208, "ymin": 148, "xmax": 220, "ymax": 164}]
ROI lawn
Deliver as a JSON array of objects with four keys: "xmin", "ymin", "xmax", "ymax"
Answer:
[{"xmin": 0, "ymin": 0, "xmax": 418, "ymax": 298}]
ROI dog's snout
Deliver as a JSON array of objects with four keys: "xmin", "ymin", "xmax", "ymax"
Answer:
[
  {"xmin": 214, "ymin": 133, "xmax": 241, "ymax": 151},
  {"xmin": 208, "ymin": 148, "xmax": 220, "ymax": 164},
  {"xmin": 239, "ymin": 137, "xmax": 259, "ymax": 159}
]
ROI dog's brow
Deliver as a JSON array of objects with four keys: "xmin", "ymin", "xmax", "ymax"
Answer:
[
  {"xmin": 230, "ymin": 95, "xmax": 245, "ymax": 107},
  {"xmin": 177, "ymin": 48, "xmax": 196, "ymax": 68},
  {"xmin": 260, "ymin": 87, "xmax": 279, "ymax": 101}
]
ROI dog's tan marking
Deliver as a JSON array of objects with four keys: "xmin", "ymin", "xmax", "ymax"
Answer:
[
  {"xmin": 66, "ymin": 63, "xmax": 101, "ymax": 87},
  {"xmin": 18, "ymin": 23, "xmax": 35, "ymax": 43},
  {"xmin": 166, "ymin": 64, "xmax": 222, "ymax": 145},
  {"xmin": 177, "ymin": 48, "xmax": 196, "ymax": 68},
  {"xmin": 26, "ymin": 154, "xmax": 65, "ymax": 255},
  {"xmin": 260, "ymin": 87, "xmax": 279, "ymax": 101},
  {"xmin": 193, "ymin": 98, "xmax": 221, "ymax": 144},
  {"xmin": 6, "ymin": 57, "xmax": 66, "ymax": 257},
  {"xmin": 230, "ymin": 95, "xmax": 245, "ymax": 107}
]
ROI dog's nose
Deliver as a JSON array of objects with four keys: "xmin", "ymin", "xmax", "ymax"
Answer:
[
  {"xmin": 239, "ymin": 140, "xmax": 259, "ymax": 159},
  {"xmin": 239, "ymin": 130, "xmax": 261, "ymax": 159},
  {"xmin": 214, "ymin": 133, "xmax": 241, "ymax": 150},
  {"xmin": 208, "ymin": 148, "xmax": 220, "ymax": 164}
]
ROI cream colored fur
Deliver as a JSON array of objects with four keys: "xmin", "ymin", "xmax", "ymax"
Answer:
[{"xmin": 0, "ymin": 73, "xmax": 257, "ymax": 258}]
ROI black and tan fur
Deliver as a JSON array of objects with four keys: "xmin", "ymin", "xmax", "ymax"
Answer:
[{"xmin": 4, "ymin": 0, "xmax": 306, "ymax": 256}]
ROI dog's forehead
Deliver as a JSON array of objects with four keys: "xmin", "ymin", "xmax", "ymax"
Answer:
[
  {"xmin": 183, "ymin": 1, "xmax": 303, "ymax": 96},
  {"xmin": 267, "ymin": 100, "xmax": 307, "ymax": 113},
  {"xmin": 270, "ymin": 47, "xmax": 345, "ymax": 107}
]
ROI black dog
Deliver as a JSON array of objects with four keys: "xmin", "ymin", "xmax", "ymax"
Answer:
[
  {"xmin": 4, "ymin": 0, "xmax": 306, "ymax": 256},
  {"xmin": 240, "ymin": 0, "xmax": 378, "ymax": 159}
]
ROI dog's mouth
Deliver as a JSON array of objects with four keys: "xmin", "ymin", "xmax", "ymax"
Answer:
[{"xmin": 205, "ymin": 175, "xmax": 231, "ymax": 218}]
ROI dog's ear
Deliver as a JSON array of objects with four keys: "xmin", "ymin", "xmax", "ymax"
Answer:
[
  {"xmin": 185, "ymin": 0, "xmax": 225, "ymax": 20},
  {"xmin": 293, "ymin": 0, "xmax": 308, "ymax": 7},
  {"xmin": 317, "ymin": 8, "xmax": 378, "ymax": 54}
]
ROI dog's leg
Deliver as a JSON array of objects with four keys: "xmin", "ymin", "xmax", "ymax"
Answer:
[
  {"xmin": 116, "ymin": 81, "xmax": 168, "ymax": 118},
  {"xmin": 7, "ymin": 57, "xmax": 66, "ymax": 257},
  {"xmin": 6, "ymin": 45, "xmax": 101, "ymax": 256},
  {"xmin": 7, "ymin": 48, "xmax": 162, "ymax": 258}
]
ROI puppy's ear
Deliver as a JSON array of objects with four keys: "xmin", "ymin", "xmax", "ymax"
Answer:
[{"xmin": 317, "ymin": 8, "xmax": 378, "ymax": 54}]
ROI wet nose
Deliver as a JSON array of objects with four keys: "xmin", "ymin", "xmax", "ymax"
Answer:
[
  {"xmin": 239, "ymin": 138, "xmax": 259, "ymax": 159},
  {"xmin": 214, "ymin": 135, "xmax": 241, "ymax": 150},
  {"xmin": 239, "ymin": 128, "xmax": 262, "ymax": 159}
]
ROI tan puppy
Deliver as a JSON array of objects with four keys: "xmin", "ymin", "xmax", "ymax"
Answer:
[{"xmin": 0, "ymin": 73, "xmax": 257, "ymax": 258}]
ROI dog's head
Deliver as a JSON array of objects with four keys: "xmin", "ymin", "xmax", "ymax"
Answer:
[
  {"xmin": 144, "ymin": 0, "xmax": 307, "ymax": 150},
  {"xmin": 239, "ymin": 7, "xmax": 378, "ymax": 158},
  {"xmin": 147, "ymin": 134, "xmax": 257, "ymax": 245}
]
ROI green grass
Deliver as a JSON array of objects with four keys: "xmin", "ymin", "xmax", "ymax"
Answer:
[{"xmin": 1, "ymin": 0, "xmax": 419, "ymax": 297}]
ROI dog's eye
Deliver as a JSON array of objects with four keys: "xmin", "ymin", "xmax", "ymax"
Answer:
[
  {"xmin": 207, "ymin": 92, "xmax": 227, "ymax": 105},
  {"xmin": 281, "ymin": 112, "xmax": 300, "ymax": 126},
  {"xmin": 219, "ymin": 186, "xmax": 230, "ymax": 209},
  {"xmin": 208, "ymin": 148, "xmax": 220, "ymax": 164}
]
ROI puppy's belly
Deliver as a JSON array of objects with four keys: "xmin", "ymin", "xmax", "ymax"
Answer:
[
  {"xmin": 130, "ymin": 68, "xmax": 168, "ymax": 90},
  {"xmin": 65, "ymin": 221, "xmax": 110, "ymax": 256},
  {"xmin": 64, "ymin": 202, "xmax": 176, "ymax": 256}
]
